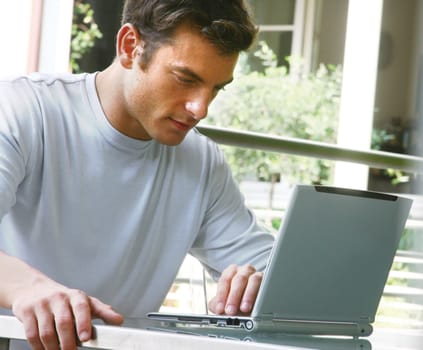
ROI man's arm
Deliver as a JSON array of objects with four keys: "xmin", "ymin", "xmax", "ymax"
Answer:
[{"xmin": 0, "ymin": 250, "xmax": 123, "ymax": 350}]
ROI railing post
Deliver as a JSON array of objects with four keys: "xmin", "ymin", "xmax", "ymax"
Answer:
[{"xmin": 0, "ymin": 339, "xmax": 9, "ymax": 350}]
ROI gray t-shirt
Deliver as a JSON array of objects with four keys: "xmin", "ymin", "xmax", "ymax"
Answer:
[{"xmin": 0, "ymin": 72, "xmax": 274, "ymax": 321}]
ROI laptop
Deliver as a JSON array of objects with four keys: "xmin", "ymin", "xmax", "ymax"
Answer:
[{"xmin": 148, "ymin": 185, "xmax": 413, "ymax": 337}]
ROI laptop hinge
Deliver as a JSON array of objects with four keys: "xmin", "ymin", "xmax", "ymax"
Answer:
[
  {"xmin": 269, "ymin": 314, "xmax": 372, "ymax": 324},
  {"xmin": 256, "ymin": 313, "xmax": 274, "ymax": 321}
]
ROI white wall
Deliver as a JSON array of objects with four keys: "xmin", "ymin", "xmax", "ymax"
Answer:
[
  {"xmin": 333, "ymin": 0, "xmax": 384, "ymax": 189},
  {"xmin": 0, "ymin": 1, "xmax": 33, "ymax": 75},
  {"xmin": 38, "ymin": 0, "xmax": 74, "ymax": 73},
  {"xmin": 0, "ymin": 0, "xmax": 73, "ymax": 76}
]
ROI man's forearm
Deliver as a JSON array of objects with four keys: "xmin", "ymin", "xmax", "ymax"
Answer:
[{"xmin": 0, "ymin": 250, "xmax": 48, "ymax": 309}]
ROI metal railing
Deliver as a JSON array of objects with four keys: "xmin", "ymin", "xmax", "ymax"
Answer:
[{"xmin": 197, "ymin": 125, "xmax": 423, "ymax": 173}]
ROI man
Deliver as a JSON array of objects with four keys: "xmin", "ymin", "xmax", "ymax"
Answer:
[{"xmin": 0, "ymin": 1, "xmax": 274, "ymax": 349}]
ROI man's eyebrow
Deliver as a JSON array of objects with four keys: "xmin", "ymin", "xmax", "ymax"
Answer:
[{"xmin": 172, "ymin": 66, "xmax": 233, "ymax": 89}]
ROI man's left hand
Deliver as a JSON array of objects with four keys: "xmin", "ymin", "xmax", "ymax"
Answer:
[{"xmin": 208, "ymin": 264, "xmax": 263, "ymax": 315}]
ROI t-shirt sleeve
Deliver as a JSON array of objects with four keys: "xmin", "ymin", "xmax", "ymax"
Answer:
[
  {"xmin": 189, "ymin": 141, "xmax": 274, "ymax": 280},
  {"xmin": 0, "ymin": 80, "xmax": 39, "ymax": 219}
]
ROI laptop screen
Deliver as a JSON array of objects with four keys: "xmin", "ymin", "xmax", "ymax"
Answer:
[{"xmin": 252, "ymin": 185, "xmax": 412, "ymax": 324}]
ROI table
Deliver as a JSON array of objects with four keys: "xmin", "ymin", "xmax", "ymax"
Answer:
[{"xmin": 0, "ymin": 316, "xmax": 422, "ymax": 349}]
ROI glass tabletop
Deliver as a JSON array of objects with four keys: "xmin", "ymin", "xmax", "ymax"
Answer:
[
  {"xmin": 1, "ymin": 316, "xmax": 422, "ymax": 349},
  {"xmin": 125, "ymin": 317, "xmax": 423, "ymax": 350}
]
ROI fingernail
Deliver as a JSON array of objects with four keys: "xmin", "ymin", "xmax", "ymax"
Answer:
[
  {"xmin": 241, "ymin": 301, "xmax": 251, "ymax": 312},
  {"xmin": 79, "ymin": 331, "xmax": 90, "ymax": 342},
  {"xmin": 225, "ymin": 305, "xmax": 236, "ymax": 315}
]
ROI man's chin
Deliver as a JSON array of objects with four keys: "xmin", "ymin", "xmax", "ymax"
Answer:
[
  {"xmin": 155, "ymin": 132, "xmax": 188, "ymax": 146},
  {"xmin": 161, "ymin": 139, "xmax": 184, "ymax": 146}
]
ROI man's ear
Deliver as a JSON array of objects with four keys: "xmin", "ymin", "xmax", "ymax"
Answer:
[{"xmin": 116, "ymin": 23, "xmax": 143, "ymax": 69}]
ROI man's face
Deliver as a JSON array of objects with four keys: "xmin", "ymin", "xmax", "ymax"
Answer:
[{"xmin": 120, "ymin": 23, "xmax": 239, "ymax": 145}]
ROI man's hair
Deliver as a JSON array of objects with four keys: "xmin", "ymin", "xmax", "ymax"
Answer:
[{"xmin": 122, "ymin": 0, "xmax": 257, "ymax": 63}]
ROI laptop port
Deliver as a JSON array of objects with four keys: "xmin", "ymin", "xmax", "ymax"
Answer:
[{"xmin": 226, "ymin": 318, "xmax": 241, "ymax": 327}]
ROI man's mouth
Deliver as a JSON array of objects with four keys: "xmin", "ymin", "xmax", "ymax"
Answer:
[{"xmin": 170, "ymin": 118, "xmax": 192, "ymax": 131}]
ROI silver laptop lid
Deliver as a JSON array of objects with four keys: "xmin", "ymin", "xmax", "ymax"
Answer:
[{"xmin": 252, "ymin": 185, "xmax": 412, "ymax": 324}]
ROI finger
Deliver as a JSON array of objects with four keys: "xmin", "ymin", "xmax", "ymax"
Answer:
[
  {"xmin": 36, "ymin": 304, "xmax": 60, "ymax": 350},
  {"xmin": 70, "ymin": 290, "xmax": 93, "ymax": 343},
  {"xmin": 225, "ymin": 265, "xmax": 257, "ymax": 315},
  {"xmin": 90, "ymin": 297, "xmax": 124, "ymax": 325},
  {"xmin": 20, "ymin": 312, "xmax": 44, "ymax": 350},
  {"xmin": 53, "ymin": 303, "xmax": 77, "ymax": 350},
  {"xmin": 213, "ymin": 264, "xmax": 238, "ymax": 314},
  {"xmin": 239, "ymin": 271, "xmax": 263, "ymax": 313}
]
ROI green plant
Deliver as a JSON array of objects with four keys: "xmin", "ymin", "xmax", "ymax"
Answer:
[
  {"xmin": 208, "ymin": 42, "xmax": 342, "ymax": 187},
  {"xmin": 371, "ymin": 129, "xmax": 410, "ymax": 185},
  {"xmin": 371, "ymin": 129, "xmax": 396, "ymax": 150},
  {"xmin": 70, "ymin": 0, "xmax": 103, "ymax": 73}
]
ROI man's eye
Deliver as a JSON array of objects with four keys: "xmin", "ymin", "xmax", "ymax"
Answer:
[{"xmin": 175, "ymin": 75, "xmax": 194, "ymax": 85}]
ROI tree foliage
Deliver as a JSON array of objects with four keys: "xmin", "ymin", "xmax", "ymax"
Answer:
[
  {"xmin": 208, "ymin": 43, "xmax": 342, "ymax": 185},
  {"xmin": 70, "ymin": 0, "xmax": 103, "ymax": 73}
]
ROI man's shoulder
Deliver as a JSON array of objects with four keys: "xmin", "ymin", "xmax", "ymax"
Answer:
[
  {"xmin": 0, "ymin": 72, "xmax": 96, "ymax": 115},
  {"xmin": 0, "ymin": 72, "xmax": 97, "ymax": 138},
  {"xmin": 0, "ymin": 72, "xmax": 93, "ymax": 100},
  {"xmin": 0, "ymin": 72, "xmax": 90, "ymax": 85}
]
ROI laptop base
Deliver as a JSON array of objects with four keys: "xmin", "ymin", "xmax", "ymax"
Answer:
[{"xmin": 147, "ymin": 312, "xmax": 373, "ymax": 337}]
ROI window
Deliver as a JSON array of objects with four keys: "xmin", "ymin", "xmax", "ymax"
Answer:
[{"xmin": 247, "ymin": 0, "xmax": 298, "ymax": 68}]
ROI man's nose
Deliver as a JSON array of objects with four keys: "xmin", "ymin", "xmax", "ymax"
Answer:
[{"xmin": 185, "ymin": 94, "xmax": 210, "ymax": 120}]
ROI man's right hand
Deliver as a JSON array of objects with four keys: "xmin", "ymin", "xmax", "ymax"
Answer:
[
  {"xmin": 12, "ymin": 278, "xmax": 124, "ymax": 350},
  {"xmin": 12, "ymin": 281, "xmax": 123, "ymax": 350},
  {"xmin": 0, "ymin": 251, "xmax": 123, "ymax": 350}
]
